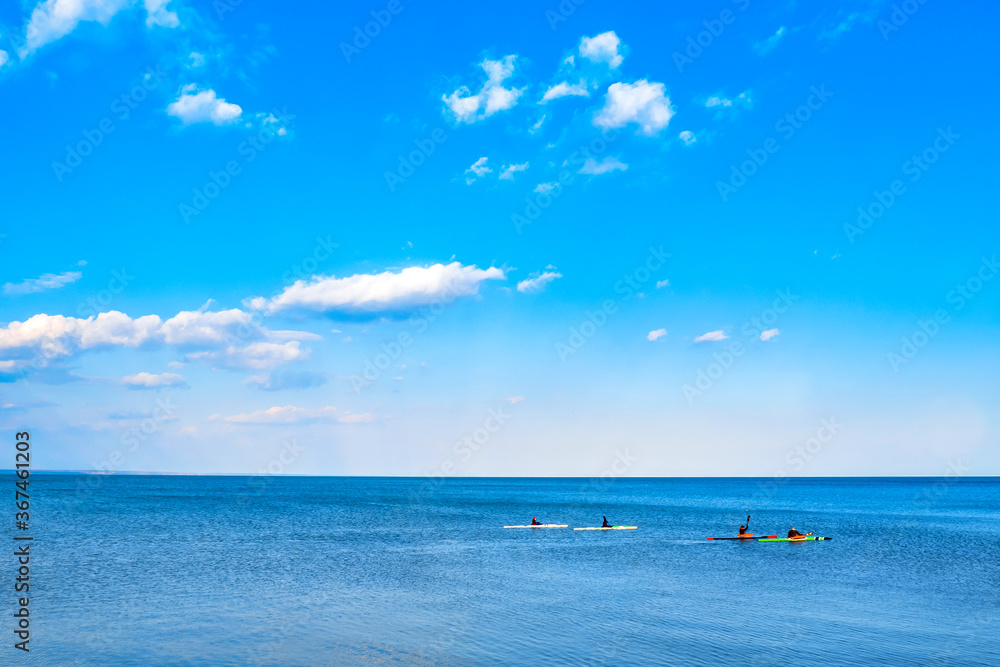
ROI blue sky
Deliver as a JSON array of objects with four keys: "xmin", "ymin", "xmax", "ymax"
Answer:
[{"xmin": 0, "ymin": 0, "xmax": 997, "ymax": 476}]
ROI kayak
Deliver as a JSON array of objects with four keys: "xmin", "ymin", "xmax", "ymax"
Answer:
[
  {"xmin": 573, "ymin": 526, "xmax": 637, "ymax": 531},
  {"xmin": 757, "ymin": 536, "xmax": 832, "ymax": 542},
  {"xmin": 707, "ymin": 534, "xmax": 777, "ymax": 540},
  {"xmin": 503, "ymin": 524, "xmax": 568, "ymax": 529}
]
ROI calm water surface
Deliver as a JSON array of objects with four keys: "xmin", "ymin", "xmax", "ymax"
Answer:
[{"xmin": 10, "ymin": 475, "xmax": 1000, "ymax": 665}]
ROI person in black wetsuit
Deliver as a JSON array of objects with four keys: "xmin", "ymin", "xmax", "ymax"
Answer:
[
  {"xmin": 787, "ymin": 527, "xmax": 813, "ymax": 538},
  {"xmin": 531, "ymin": 517, "xmax": 542, "ymax": 525},
  {"xmin": 738, "ymin": 514, "xmax": 750, "ymax": 535},
  {"xmin": 602, "ymin": 516, "xmax": 612, "ymax": 528}
]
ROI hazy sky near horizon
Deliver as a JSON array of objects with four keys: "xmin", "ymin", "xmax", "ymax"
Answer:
[{"xmin": 0, "ymin": 0, "xmax": 997, "ymax": 476}]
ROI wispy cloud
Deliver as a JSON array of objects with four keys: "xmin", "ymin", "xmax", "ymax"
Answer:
[
  {"xmin": 760, "ymin": 328, "xmax": 780, "ymax": 341},
  {"xmin": 754, "ymin": 26, "xmax": 787, "ymax": 55},
  {"xmin": 541, "ymin": 80, "xmax": 589, "ymax": 103},
  {"xmin": 122, "ymin": 372, "xmax": 187, "ymax": 389},
  {"xmin": 499, "ymin": 162, "xmax": 529, "ymax": 180},
  {"xmin": 465, "ymin": 157, "xmax": 491, "ymax": 184},
  {"xmin": 222, "ymin": 405, "xmax": 371, "ymax": 424},
  {"xmin": 647, "ymin": 328, "xmax": 667, "ymax": 342},
  {"xmin": 517, "ymin": 271, "xmax": 562, "ymax": 293},
  {"xmin": 4, "ymin": 270, "xmax": 81, "ymax": 295},
  {"xmin": 578, "ymin": 156, "xmax": 627, "ymax": 175}
]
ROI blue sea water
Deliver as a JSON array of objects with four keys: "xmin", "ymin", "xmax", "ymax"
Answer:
[{"xmin": 6, "ymin": 475, "xmax": 1000, "ymax": 666}]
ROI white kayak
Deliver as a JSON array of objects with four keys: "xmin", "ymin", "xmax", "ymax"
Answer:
[
  {"xmin": 503, "ymin": 524, "xmax": 568, "ymax": 529},
  {"xmin": 573, "ymin": 526, "xmax": 637, "ymax": 531}
]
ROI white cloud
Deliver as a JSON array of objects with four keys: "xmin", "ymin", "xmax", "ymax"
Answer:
[
  {"xmin": 442, "ymin": 55, "xmax": 524, "ymax": 123},
  {"xmin": 694, "ymin": 330, "xmax": 728, "ymax": 343},
  {"xmin": 122, "ymin": 371, "xmax": 186, "ymax": 388},
  {"xmin": 705, "ymin": 90, "xmax": 752, "ymax": 115},
  {"xmin": 465, "ymin": 157, "xmax": 491, "ymax": 184},
  {"xmin": 760, "ymin": 328, "xmax": 780, "ymax": 341},
  {"xmin": 0, "ymin": 308, "xmax": 313, "ymax": 372},
  {"xmin": 579, "ymin": 31, "xmax": 624, "ymax": 68},
  {"xmin": 0, "ymin": 51, "xmax": 8, "ymax": 67},
  {"xmin": 20, "ymin": 0, "xmax": 178, "ymax": 57},
  {"xmin": 260, "ymin": 262, "xmax": 506, "ymax": 315},
  {"xmin": 223, "ymin": 405, "xmax": 370, "ymax": 424},
  {"xmin": 505, "ymin": 396, "xmax": 524, "ymax": 405},
  {"xmin": 517, "ymin": 271, "xmax": 562, "ymax": 293},
  {"xmin": 499, "ymin": 162, "xmax": 529, "ymax": 180},
  {"xmin": 4, "ymin": 270, "xmax": 81, "ymax": 295},
  {"xmin": 647, "ymin": 328, "xmax": 667, "ymax": 342},
  {"xmin": 541, "ymin": 80, "xmax": 590, "ymax": 103},
  {"xmin": 656, "ymin": 279, "xmax": 670, "ymax": 288},
  {"xmin": 678, "ymin": 130, "xmax": 697, "ymax": 146},
  {"xmin": 188, "ymin": 51, "xmax": 205, "ymax": 68},
  {"xmin": 578, "ymin": 156, "xmax": 627, "ymax": 175},
  {"xmin": 529, "ymin": 115, "xmax": 546, "ymax": 134},
  {"xmin": 167, "ymin": 85, "xmax": 242, "ymax": 126},
  {"xmin": 754, "ymin": 26, "xmax": 786, "ymax": 55},
  {"xmin": 594, "ymin": 80, "xmax": 673, "ymax": 135},
  {"xmin": 534, "ymin": 182, "xmax": 558, "ymax": 194},
  {"xmin": 143, "ymin": 0, "xmax": 178, "ymax": 28}
]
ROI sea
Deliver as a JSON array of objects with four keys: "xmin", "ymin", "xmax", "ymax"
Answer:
[{"xmin": 6, "ymin": 475, "xmax": 999, "ymax": 666}]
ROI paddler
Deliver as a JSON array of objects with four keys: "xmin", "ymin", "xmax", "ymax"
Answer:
[
  {"xmin": 531, "ymin": 517, "xmax": 542, "ymax": 526},
  {"xmin": 738, "ymin": 513, "xmax": 750, "ymax": 535},
  {"xmin": 602, "ymin": 516, "xmax": 612, "ymax": 528},
  {"xmin": 787, "ymin": 527, "xmax": 814, "ymax": 538}
]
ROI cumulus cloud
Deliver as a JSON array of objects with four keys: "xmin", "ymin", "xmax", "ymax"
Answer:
[
  {"xmin": 167, "ymin": 85, "xmax": 242, "ymax": 125},
  {"xmin": 541, "ymin": 80, "xmax": 590, "ymax": 103},
  {"xmin": 534, "ymin": 182, "xmax": 558, "ymax": 194},
  {"xmin": 20, "ymin": 0, "xmax": 178, "ymax": 57},
  {"xmin": 578, "ymin": 156, "xmax": 627, "ymax": 175},
  {"xmin": 517, "ymin": 271, "xmax": 562, "ymax": 293},
  {"xmin": 122, "ymin": 371, "xmax": 186, "ymax": 389},
  {"xmin": 594, "ymin": 80, "xmax": 673, "ymax": 135},
  {"xmin": 656, "ymin": 279, "xmax": 670, "ymax": 288},
  {"xmin": 223, "ymin": 405, "xmax": 371, "ymax": 424},
  {"xmin": 579, "ymin": 31, "xmax": 624, "ymax": 68},
  {"xmin": 0, "ymin": 308, "xmax": 314, "ymax": 375},
  {"xmin": 443, "ymin": 55, "xmax": 523, "ymax": 124},
  {"xmin": 754, "ymin": 26, "xmax": 786, "ymax": 55},
  {"xmin": 465, "ymin": 157, "xmax": 491, "ymax": 184},
  {"xmin": 694, "ymin": 330, "xmax": 728, "ymax": 343},
  {"xmin": 678, "ymin": 130, "xmax": 697, "ymax": 146},
  {"xmin": 499, "ymin": 162, "xmax": 529, "ymax": 180},
  {"xmin": 4, "ymin": 271, "xmax": 82, "ymax": 295},
  {"xmin": 760, "ymin": 328, "xmax": 780, "ymax": 341},
  {"xmin": 259, "ymin": 263, "xmax": 505, "ymax": 315},
  {"xmin": 647, "ymin": 328, "xmax": 667, "ymax": 342}
]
